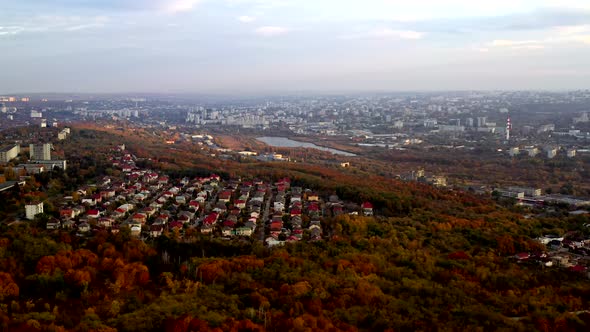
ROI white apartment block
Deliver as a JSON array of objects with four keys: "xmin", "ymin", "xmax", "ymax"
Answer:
[
  {"xmin": 0, "ymin": 145, "xmax": 20, "ymax": 163},
  {"xmin": 25, "ymin": 202, "xmax": 44, "ymax": 220}
]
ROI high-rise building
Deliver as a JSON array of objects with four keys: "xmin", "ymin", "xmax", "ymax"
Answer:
[
  {"xmin": 508, "ymin": 147, "xmax": 519, "ymax": 157},
  {"xmin": 567, "ymin": 149, "xmax": 577, "ymax": 158},
  {"xmin": 29, "ymin": 143, "xmax": 52, "ymax": 160},
  {"xmin": 0, "ymin": 145, "xmax": 20, "ymax": 163},
  {"xmin": 476, "ymin": 117, "xmax": 487, "ymax": 127},
  {"xmin": 25, "ymin": 202, "xmax": 44, "ymax": 220}
]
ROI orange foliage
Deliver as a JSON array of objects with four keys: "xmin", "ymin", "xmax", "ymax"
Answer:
[
  {"xmin": 230, "ymin": 256, "xmax": 264, "ymax": 273},
  {"xmin": 113, "ymin": 262, "xmax": 150, "ymax": 290},
  {"xmin": 0, "ymin": 272, "xmax": 19, "ymax": 299},
  {"xmin": 198, "ymin": 260, "xmax": 231, "ymax": 284},
  {"xmin": 64, "ymin": 267, "xmax": 93, "ymax": 287},
  {"xmin": 496, "ymin": 235, "xmax": 516, "ymax": 256},
  {"xmin": 36, "ymin": 249, "xmax": 99, "ymax": 275}
]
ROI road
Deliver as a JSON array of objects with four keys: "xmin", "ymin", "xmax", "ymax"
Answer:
[{"xmin": 256, "ymin": 187, "xmax": 273, "ymax": 242}]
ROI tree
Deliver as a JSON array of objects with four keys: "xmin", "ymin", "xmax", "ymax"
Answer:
[{"xmin": 0, "ymin": 272, "xmax": 19, "ymax": 300}]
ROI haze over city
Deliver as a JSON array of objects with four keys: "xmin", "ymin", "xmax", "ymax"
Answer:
[{"xmin": 2, "ymin": 0, "xmax": 590, "ymax": 93}]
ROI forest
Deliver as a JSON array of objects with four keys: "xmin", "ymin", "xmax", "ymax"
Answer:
[{"xmin": 0, "ymin": 124, "xmax": 589, "ymax": 331}]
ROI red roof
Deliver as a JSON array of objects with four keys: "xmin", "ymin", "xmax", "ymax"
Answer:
[
  {"xmin": 570, "ymin": 265, "xmax": 587, "ymax": 273},
  {"xmin": 87, "ymin": 209, "xmax": 100, "ymax": 216},
  {"xmin": 203, "ymin": 213, "xmax": 219, "ymax": 225},
  {"xmin": 222, "ymin": 220, "xmax": 236, "ymax": 228},
  {"xmin": 361, "ymin": 202, "xmax": 374, "ymax": 209},
  {"xmin": 170, "ymin": 221, "xmax": 183, "ymax": 229},
  {"xmin": 60, "ymin": 209, "xmax": 73, "ymax": 216},
  {"xmin": 219, "ymin": 191, "xmax": 232, "ymax": 199}
]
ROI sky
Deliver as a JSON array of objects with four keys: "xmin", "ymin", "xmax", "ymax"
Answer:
[{"xmin": 1, "ymin": 0, "xmax": 590, "ymax": 94}]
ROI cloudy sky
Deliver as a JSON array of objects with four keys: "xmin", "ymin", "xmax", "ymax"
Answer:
[{"xmin": 1, "ymin": 0, "xmax": 590, "ymax": 94}]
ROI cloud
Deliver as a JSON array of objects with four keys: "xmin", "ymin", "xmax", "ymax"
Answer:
[
  {"xmin": 0, "ymin": 26, "xmax": 24, "ymax": 36},
  {"xmin": 488, "ymin": 39, "xmax": 546, "ymax": 50},
  {"xmin": 238, "ymin": 15, "xmax": 257, "ymax": 23},
  {"xmin": 571, "ymin": 35, "xmax": 590, "ymax": 44},
  {"xmin": 163, "ymin": 0, "xmax": 202, "ymax": 13},
  {"xmin": 0, "ymin": 15, "xmax": 110, "ymax": 37},
  {"xmin": 65, "ymin": 23, "xmax": 105, "ymax": 31},
  {"xmin": 543, "ymin": 0, "xmax": 590, "ymax": 10},
  {"xmin": 371, "ymin": 28, "xmax": 424, "ymax": 39},
  {"xmin": 491, "ymin": 39, "xmax": 540, "ymax": 47},
  {"xmin": 3, "ymin": 0, "xmax": 204, "ymax": 13},
  {"xmin": 487, "ymin": 32, "xmax": 590, "ymax": 50},
  {"xmin": 555, "ymin": 24, "xmax": 590, "ymax": 35},
  {"xmin": 340, "ymin": 28, "xmax": 424, "ymax": 40},
  {"xmin": 255, "ymin": 26, "xmax": 289, "ymax": 36}
]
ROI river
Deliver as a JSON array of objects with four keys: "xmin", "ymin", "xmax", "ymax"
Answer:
[{"xmin": 256, "ymin": 137, "xmax": 356, "ymax": 157}]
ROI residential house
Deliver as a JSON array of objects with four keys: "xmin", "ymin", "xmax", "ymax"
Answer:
[
  {"xmin": 60, "ymin": 208, "xmax": 75, "ymax": 219},
  {"xmin": 307, "ymin": 193, "xmax": 319, "ymax": 202},
  {"xmin": 265, "ymin": 237, "xmax": 284, "ymax": 247},
  {"xmin": 46, "ymin": 219, "xmax": 61, "ymax": 230},
  {"xmin": 290, "ymin": 208, "xmax": 302, "ymax": 217},
  {"xmin": 234, "ymin": 227, "xmax": 253, "ymax": 236},
  {"xmin": 81, "ymin": 198, "xmax": 96, "ymax": 206},
  {"xmin": 130, "ymin": 224, "xmax": 142, "ymax": 237},
  {"xmin": 98, "ymin": 217, "xmax": 114, "ymax": 228},
  {"xmin": 222, "ymin": 227, "xmax": 233, "ymax": 237},
  {"xmin": 141, "ymin": 206, "xmax": 157, "ymax": 218},
  {"xmin": 150, "ymin": 225, "xmax": 164, "ymax": 237},
  {"xmin": 78, "ymin": 222, "xmax": 91, "ymax": 233},
  {"xmin": 175, "ymin": 195, "xmax": 187, "ymax": 205},
  {"xmin": 201, "ymin": 224, "xmax": 213, "ymax": 234},
  {"xmin": 273, "ymin": 202, "xmax": 285, "ymax": 212},
  {"xmin": 87, "ymin": 209, "xmax": 101, "ymax": 219},
  {"xmin": 218, "ymin": 190, "xmax": 232, "ymax": 203},
  {"xmin": 234, "ymin": 199, "xmax": 246, "ymax": 209},
  {"xmin": 62, "ymin": 220, "xmax": 75, "ymax": 230},
  {"xmin": 169, "ymin": 221, "xmax": 183, "ymax": 231},
  {"xmin": 132, "ymin": 213, "xmax": 147, "ymax": 224},
  {"xmin": 362, "ymin": 202, "xmax": 374, "ymax": 216}
]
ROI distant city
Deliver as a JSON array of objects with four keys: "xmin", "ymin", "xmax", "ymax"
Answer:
[{"xmin": 2, "ymin": 90, "xmax": 589, "ymax": 156}]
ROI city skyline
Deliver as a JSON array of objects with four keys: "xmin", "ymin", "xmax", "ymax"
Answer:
[{"xmin": 2, "ymin": 0, "xmax": 590, "ymax": 93}]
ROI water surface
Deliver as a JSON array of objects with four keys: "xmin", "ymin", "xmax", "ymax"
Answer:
[{"xmin": 257, "ymin": 137, "xmax": 356, "ymax": 156}]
